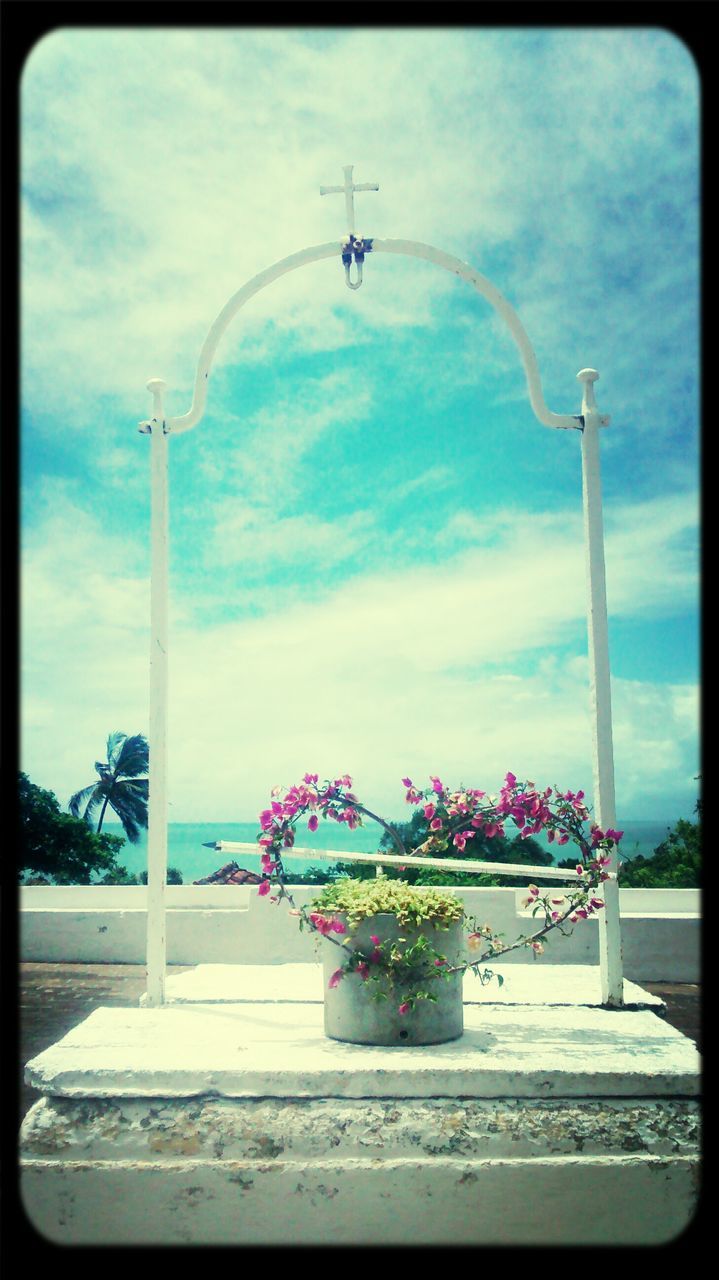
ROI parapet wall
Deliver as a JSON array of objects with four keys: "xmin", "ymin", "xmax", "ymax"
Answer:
[{"xmin": 19, "ymin": 886, "xmax": 700, "ymax": 982}]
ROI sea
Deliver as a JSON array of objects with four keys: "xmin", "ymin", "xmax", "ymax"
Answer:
[{"xmin": 104, "ymin": 818, "xmax": 675, "ymax": 883}]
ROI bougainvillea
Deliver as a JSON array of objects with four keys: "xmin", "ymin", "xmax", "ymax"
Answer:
[{"xmin": 254, "ymin": 772, "xmax": 622, "ymax": 1014}]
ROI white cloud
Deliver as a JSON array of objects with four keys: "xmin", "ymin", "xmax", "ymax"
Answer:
[
  {"xmin": 21, "ymin": 28, "xmax": 698, "ymax": 436},
  {"xmin": 19, "ymin": 29, "xmax": 700, "ymax": 828},
  {"xmin": 21, "ymin": 482, "xmax": 699, "ymax": 820}
]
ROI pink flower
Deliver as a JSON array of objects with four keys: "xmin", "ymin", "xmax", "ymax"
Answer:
[
  {"xmin": 303, "ymin": 773, "xmax": 319, "ymax": 784},
  {"xmin": 398, "ymin": 1002, "xmax": 410, "ymax": 1016},
  {"xmin": 430, "ymin": 817, "xmax": 443, "ymax": 831},
  {"xmin": 424, "ymin": 803, "xmax": 436, "ymax": 820},
  {"xmin": 258, "ymin": 881, "xmax": 271, "ymax": 896},
  {"xmin": 328, "ymin": 969, "xmax": 344, "ymax": 989},
  {"xmin": 370, "ymin": 935, "xmax": 380, "ymax": 945},
  {"xmin": 307, "ymin": 814, "xmax": 319, "ymax": 832},
  {"xmin": 430, "ymin": 776, "xmax": 444, "ymax": 794},
  {"xmin": 355, "ymin": 962, "xmax": 370, "ymax": 980},
  {"xmin": 401, "ymin": 777, "xmax": 413, "ymax": 788},
  {"xmin": 330, "ymin": 919, "xmax": 347, "ymax": 935}
]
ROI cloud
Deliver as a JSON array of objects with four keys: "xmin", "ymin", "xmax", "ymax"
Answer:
[
  {"xmin": 21, "ymin": 480, "xmax": 698, "ymax": 820},
  {"xmin": 19, "ymin": 29, "xmax": 700, "ymax": 828},
  {"xmin": 21, "ymin": 28, "xmax": 698, "ymax": 436}
]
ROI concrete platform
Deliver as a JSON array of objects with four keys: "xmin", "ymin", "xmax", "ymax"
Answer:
[
  {"xmin": 20, "ymin": 965, "xmax": 701, "ymax": 1246},
  {"xmin": 24, "ymin": 999, "xmax": 698, "ymax": 1101},
  {"xmin": 157, "ymin": 961, "xmax": 668, "ymax": 1010}
]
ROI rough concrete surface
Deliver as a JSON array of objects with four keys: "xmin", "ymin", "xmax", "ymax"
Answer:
[{"xmin": 19, "ymin": 963, "xmax": 700, "ymax": 1119}]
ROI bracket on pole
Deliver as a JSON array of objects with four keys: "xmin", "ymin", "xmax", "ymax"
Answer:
[
  {"xmin": 138, "ymin": 378, "xmax": 170, "ymax": 434},
  {"xmin": 341, "ymin": 236, "xmax": 373, "ymax": 291}
]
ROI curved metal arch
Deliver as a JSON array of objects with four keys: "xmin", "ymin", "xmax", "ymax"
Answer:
[{"xmin": 140, "ymin": 240, "xmax": 608, "ymax": 436}]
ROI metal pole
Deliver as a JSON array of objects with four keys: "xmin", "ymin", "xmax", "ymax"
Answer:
[
  {"xmin": 578, "ymin": 369, "xmax": 624, "ymax": 1006},
  {"xmin": 145, "ymin": 378, "xmax": 169, "ymax": 1006}
]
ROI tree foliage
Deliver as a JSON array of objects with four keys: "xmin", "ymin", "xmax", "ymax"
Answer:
[
  {"xmin": 556, "ymin": 800, "xmax": 701, "ymax": 888},
  {"xmin": 19, "ymin": 772, "xmax": 129, "ymax": 884},
  {"xmin": 616, "ymin": 815, "xmax": 700, "ymax": 888}
]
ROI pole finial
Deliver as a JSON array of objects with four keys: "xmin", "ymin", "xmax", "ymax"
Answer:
[
  {"xmin": 576, "ymin": 369, "xmax": 610, "ymax": 427},
  {"xmin": 138, "ymin": 379, "xmax": 168, "ymax": 435}
]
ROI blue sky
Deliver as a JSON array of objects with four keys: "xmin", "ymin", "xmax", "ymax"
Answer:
[{"xmin": 20, "ymin": 27, "xmax": 700, "ymax": 825}]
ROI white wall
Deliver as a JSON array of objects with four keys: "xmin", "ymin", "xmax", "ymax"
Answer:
[{"xmin": 19, "ymin": 886, "xmax": 700, "ymax": 981}]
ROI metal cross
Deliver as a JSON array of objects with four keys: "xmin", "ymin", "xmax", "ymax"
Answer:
[{"xmin": 320, "ymin": 164, "xmax": 379, "ymax": 236}]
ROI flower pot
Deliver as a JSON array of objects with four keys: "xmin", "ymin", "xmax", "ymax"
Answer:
[{"xmin": 322, "ymin": 912, "xmax": 465, "ymax": 1046}]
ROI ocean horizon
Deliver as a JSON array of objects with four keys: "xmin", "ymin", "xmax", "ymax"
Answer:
[{"xmin": 104, "ymin": 818, "xmax": 678, "ymax": 884}]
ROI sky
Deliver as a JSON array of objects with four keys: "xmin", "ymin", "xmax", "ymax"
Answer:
[{"xmin": 19, "ymin": 26, "xmax": 700, "ymax": 827}]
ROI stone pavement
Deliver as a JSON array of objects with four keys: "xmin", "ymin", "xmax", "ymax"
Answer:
[{"xmin": 18, "ymin": 962, "xmax": 701, "ymax": 1121}]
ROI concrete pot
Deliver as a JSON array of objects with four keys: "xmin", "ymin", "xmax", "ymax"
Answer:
[{"xmin": 322, "ymin": 912, "xmax": 465, "ymax": 1046}]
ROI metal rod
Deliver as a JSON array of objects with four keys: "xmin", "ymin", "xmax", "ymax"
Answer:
[
  {"xmin": 579, "ymin": 370, "xmax": 624, "ymax": 1005},
  {"xmin": 208, "ymin": 840, "xmax": 602, "ymax": 883},
  {"xmin": 145, "ymin": 380, "xmax": 169, "ymax": 1007}
]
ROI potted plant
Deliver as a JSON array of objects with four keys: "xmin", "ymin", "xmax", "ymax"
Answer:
[
  {"xmin": 313, "ymin": 877, "xmax": 466, "ymax": 1045},
  {"xmin": 254, "ymin": 772, "xmax": 621, "ymax": 1046}
]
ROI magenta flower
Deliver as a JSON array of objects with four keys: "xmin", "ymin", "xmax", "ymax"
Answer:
[
  {"xmin": 328, "ymin": 969, "xmax": 344, "ymax": 989},
  {"xmin": 370, "ymin": 935, "xmax": 380, "ymax": 945},
  {"xmin": 398, "ymin": 1002, "xmax": 410, "ymax": 1016},
  {"xmin": 355, "ymin": 962, "xmax": 370, "ymax": 980},
  {"xmin": 258, "ymin": 881, "xmax": 271, "ymax": 896},
  {"xmin": 424, "ymin": 803, "xmax": 436, "ymax": 820},
  {"xmin": 307, "ymin": 814, "xmax": 319, "ymax": 832}
]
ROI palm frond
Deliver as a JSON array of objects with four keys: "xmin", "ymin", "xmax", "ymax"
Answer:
[
  {"xmin": 114, "ymin": 734, "xmax": 149, "ymax": 779},
  {"xmin": 108, "ymin": 778, "xmax": 149, "ymax": 842},
  {"xmin": 106, "ymin": 731, "xmax": 127, "ymax": 771},
  {"xmin": 68, "ymin": 783, "xmax": 104, "ymax": 825}
]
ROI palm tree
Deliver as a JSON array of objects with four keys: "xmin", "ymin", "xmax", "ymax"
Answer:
[{"xmin": 69, "ymin": 732, "xmax": 149, "ymax": 844}]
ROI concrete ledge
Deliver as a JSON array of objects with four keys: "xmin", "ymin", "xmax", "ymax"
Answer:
[
  {"xmin": 20, "ymin": 967, "xmax": 701, "ymax": 1246},
  {"xmin": 19, "ymin": 886, "xmax": 702, "ymax": 980},
  {"xmin": 20, "ymin": 1095, "xmax": 700, "ymax": 1245},
  {"xmin": 157, "ymin": 961, "xmax": 667, "ymax": 1012},
  {"xmin": 24, "ymin": 1001, "xmax": 699, "ymax": 1100}
]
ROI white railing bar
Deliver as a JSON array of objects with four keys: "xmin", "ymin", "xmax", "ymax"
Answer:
[{"xmin": 208, "ymin": 841, "xmax": 607, "ymax": 883}]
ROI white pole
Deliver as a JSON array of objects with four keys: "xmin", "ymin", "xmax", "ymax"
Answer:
[
  {"xmin": 578, "ymin": 369, "xmax": 624, "ymax": 1006},
  {"xmin": 145, "ymin": 378, "xmax": 169, "ymax": 1006}
]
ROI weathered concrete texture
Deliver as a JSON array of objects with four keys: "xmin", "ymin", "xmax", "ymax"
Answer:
[
  {"xmin": 20, "ymin": 1095, "xmax": 699, "ymax": 1245},
  {"xmin": 159, "ymin": 961, "xmax": 667, "ymax": 1011},
  {"xmin": 24, "ymin": 1002, "xmax": 700, "ymax": 1100}
]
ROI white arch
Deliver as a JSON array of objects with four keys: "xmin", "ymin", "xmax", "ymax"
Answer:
[
  {"xmin": 140, "ymin": 238, "xmax": 620, "ymax": 1011},
  {"xmin": 141, "ymin": 240, "xmax": 610, "ymax": 437}
]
